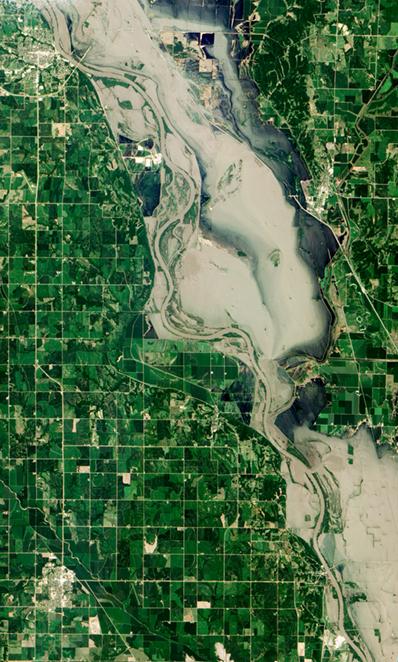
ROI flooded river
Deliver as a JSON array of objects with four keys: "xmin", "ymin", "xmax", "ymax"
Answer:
[
  {"xmin": 37, "ymin": 0, "xmax": 333, "ymax": 361},
  {"xmin": 31, "ymin": 0, "xmax": 398, "ymax": 659}
]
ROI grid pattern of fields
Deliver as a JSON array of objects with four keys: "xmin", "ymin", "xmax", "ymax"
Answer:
[{"xmin": 0, "ymin": 3, "xmax": 330, "ymax": 661}]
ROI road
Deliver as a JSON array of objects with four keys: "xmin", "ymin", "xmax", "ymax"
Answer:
[{"xmin": 33, "ymin": 2, "xmax": 373, "ymax": 659}]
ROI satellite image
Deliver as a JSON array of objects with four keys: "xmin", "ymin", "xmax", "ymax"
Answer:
[{"xmin": 0, "ymin": 0, "xmax": 397, "ymax": 660}]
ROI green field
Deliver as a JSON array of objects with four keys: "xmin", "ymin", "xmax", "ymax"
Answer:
[{"xmin": 0, "ymin": 3, "xmax": 335, "ymax": 660}]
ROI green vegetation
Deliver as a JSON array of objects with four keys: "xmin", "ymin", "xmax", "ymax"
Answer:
[
  {"xmin": 0, "ymin": 2, "xmax": 332, "ymax": 660},
  {"xmin": 248, "ymin": 0, "xmax": 319, "ymax": 166},
  {"xmin": 246, "ymin": 0, "xmax": 398, "ymax": 444}
]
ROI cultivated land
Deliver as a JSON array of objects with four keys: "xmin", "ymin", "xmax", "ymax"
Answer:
[{"xmin": 0, "ymin": 3, "xmax": 337, "ymax": 661}]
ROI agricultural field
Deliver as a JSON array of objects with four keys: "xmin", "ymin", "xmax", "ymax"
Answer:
[{"xmin": 0, "ymin": 3, "xmax": 335, "ymax": 660}]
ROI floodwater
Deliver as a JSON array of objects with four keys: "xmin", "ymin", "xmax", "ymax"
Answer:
[
  {"xmin": 40, "ymin": 0, "xmax": 332, "ymax": 360},
  {"xmin": 177, "ymin": 236, "xmax": 275, "ymax": 355},
  {"xmin": 31, "ymin": 1, "xmax": 393, "ymax": 659},
  {"xmin": 286, "ymin": 425, "xmax": 398, "ymax": 662}
]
